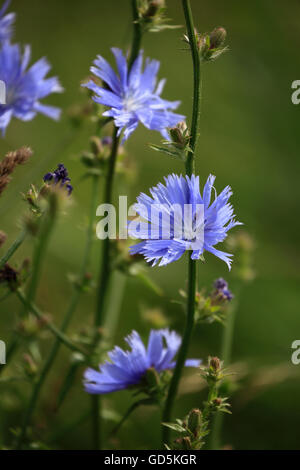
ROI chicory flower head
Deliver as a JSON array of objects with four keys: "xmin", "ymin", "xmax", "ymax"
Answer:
[
  {"xmin": 84, "ymin": 329, "xmax": 200, "ymax": 394},
  {"xmin": 0, "ymin": 1, "xmax": 15, "ymax": 43},
  {"xmin": 0, "ymin": 41, "xmax": 63, "ymax": 135},
  {"xmin": 43, "ymin": 163, "xmax": 73, "ymax": 194},
  {"xmin": 129, "ymin": 174, "xmax": 241, "ymax": 269},
  {"xmin": 83, "ymin": 48, "xmax": 185, "ymax": 142}
]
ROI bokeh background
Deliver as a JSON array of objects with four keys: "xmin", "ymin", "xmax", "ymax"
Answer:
[{"xmin": 0, "ymin": 0, "xmax": 300, "ymax": 450}]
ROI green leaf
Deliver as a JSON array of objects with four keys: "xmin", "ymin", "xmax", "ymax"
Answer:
[{"xmin": 162, "ymin": 422, "xmax": 186, "ymax": 433}]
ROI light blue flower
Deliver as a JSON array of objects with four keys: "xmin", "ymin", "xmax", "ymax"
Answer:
[
  {"xmin": 83, "ymin": 48, "xmax": 185, "ymax": 142},
  {"xmin": 0, "ymin": 42, "xmax": 63, "ymax": 135},
  {"xmin": 0, "ymin": 1, "xmax": 15, "ymax": 43},
  {"xmin": 84, "ymin": 329, "xmax": 200, "ymax": 394},
  {"xmin": 129, "ymin": 174, "xmax": 242, "ymax": 268}
]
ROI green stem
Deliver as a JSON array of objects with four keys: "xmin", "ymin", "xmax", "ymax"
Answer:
[
  {"xmin": 15, "ymin": 175, "xmax": 99, "ymax": 450},
  {"xmin": 182, "ymin": 0, "xmax": 202, "ymax": 175},
  {"xmin": 0, "ymin": 228, "xmax": 27, "ymax": 270},
  {"xmin": 21, "ymin": 209, "xmax": 55, "ymax": 318},
  {"xmin": 162, "ymin": 257, "xmax": 197, "ymax": 445},
  {"xmin": 15, "ymin": 290, "xmax": 85, "ymax": 355},
  {"xmin": 91, "ymin": 2, "xmax": 143, "ymax": 449},
  {"xmin": 128, "ymin": 0, "xmax": 142, "ymax": 71},
  {"xmin": 209, "ymin": 291, "xmax": 240, "ymax": 450},
  {"xmin": 161, "ymin": 0, "xmax": 201, "ymax": 447}
]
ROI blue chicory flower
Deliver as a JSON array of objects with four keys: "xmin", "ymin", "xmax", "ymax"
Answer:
[
  {"xmin": 0, "ymin": 1, "xmax": 15, "ymax": 43},
  {"xmin": 0, "ymin": 41, "xmax": 63, "ymax": 135},
  {"xmin": 84, "ymin": 329, "xmax": 200, "ymax": 394},
  {"xmin": 129, "ymin": 174, "xmax": 242, "ymax": 269},
  {"xmin": 83, "ymin": 48, "xmax": 185, "ymax": 142},
  {"xmin": 43, "ymin": 163, "xmax": 73, "ymax": 194}
]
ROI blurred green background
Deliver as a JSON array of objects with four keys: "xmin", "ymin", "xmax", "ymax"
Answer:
[{"xmin": 0, "ymin": 0, "xmax": 300, "ymax": 450}]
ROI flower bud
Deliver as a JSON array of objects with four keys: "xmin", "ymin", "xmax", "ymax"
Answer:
[
  {"xmin": 209, "ymin": 27, "xmax": 227, "ymax": 49},
  {"xmin": 23, "ymin": 353, "xmax": 38, "ymax": 377},
  {"xmin": 181, "ymin": 436, "xmax": 192, "ymax": 450},
  {"xmin": 187, "ymin": 408, "xmax": 202, "ymax": 437},
  {"xmin": 210, "ymin": 356, "xmax": 221, "ymax": 372},
  {"xmin": 90, "ymin": 136, "xmax": 104, "ymax": 156},
  {"xmin": 146, "ymin": 367, "xmax": 160, "ymax": 389}
]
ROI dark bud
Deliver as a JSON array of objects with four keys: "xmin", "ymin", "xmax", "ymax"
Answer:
[
  {"xmin": 213, "ymin": 397, "xmax": 223, "ymax": 406},
  {"xmin": 0, "ymin": 263, "xmax": 19, "ymax": 290},
  {"xmin": 143, "ymin": 0, "xmax": 165, "ymax": 19},
  {"xmin": 209, "ymin": 27, "xmax": 227, "ymax": 49},
  {"xmin": 210, "ymin": 356, "xmax": 221, "ymax": 372}
]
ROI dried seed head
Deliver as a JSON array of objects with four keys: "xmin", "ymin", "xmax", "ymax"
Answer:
[{"xmin": 0, "ymin": 147, "xmax": 32, "ymax": 196}]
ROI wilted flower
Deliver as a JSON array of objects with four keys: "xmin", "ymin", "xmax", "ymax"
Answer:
[
  {"xmin": 0, "ymin": 146, "xmax": 32, "ymax": 195},
  {"xmin": 213, "ymin": 277, "xmax": 233, "ymax": 300},
  {"xmin": 0, "ymin": 42, "xmax": 63, "ymax": 135},
  {"xmin": 83, "ymin": 48, "xmax": 184, "ymax": 141},
  {"xmin": 84, "ymin": 329, "xmax": 200, "ymax": 394},
  {"xmin": 43, "ymin": 163, "xmax": 73, "ymax": 194},
  {"xmin": 129, "ymin": 174, "xmax": 241, "ymax": 268},
  {"xmin": 0, "ymin": 1, "xmax": 15, "ymax": 43}
]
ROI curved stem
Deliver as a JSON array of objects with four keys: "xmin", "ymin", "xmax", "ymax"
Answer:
[
  {"xmin": 15, "ymin": 175, "xmax": 99, "ymax": 450},
  {"xmin": 162, "ymin": 0, "xmax": 201, "ymax": 447}
]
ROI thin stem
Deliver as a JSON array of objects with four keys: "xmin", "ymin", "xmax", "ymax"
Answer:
[
  {"xmin": 162, "ymin": 0, "xmax": 201, "ymax": 447},
  {"xmin": 128, "ymin": 0, "xmax": 142, "ymax": 71},
  {"xmin": 182, "ymin": 0, "xmax": 202, "ymax": 175},
  {"xmin": 15, "ymin": 290, "xmax": 85, "ymax": 355},
  {"xmin": 15, "ymin": 175, "xmax": 99, "ymax": 449},
  {"xmin": 209, "ymin": 289, "xmax": 241, "ymax": 449},
  {"xmin": 162, "ymin": 257, "xmax": 197, "ymax": 444},
  {"xmin": 0, "ymin": 228, "xmax": 27, "ymax": 270},
  {"xmin": 91, "ymin": 3, "xmax": 143, "ymax": 448},
  {"xmin": 20, "ymin": 209, "xmax": 55, "ymax": 318}
]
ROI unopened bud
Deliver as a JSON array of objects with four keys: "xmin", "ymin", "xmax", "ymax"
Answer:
[
  {"xmin": 210, "ymin": 356, "xmax": 221, "ymax": 371},
  {"xmin": 182, "ymin": 436, "xmax": 192, "ymax": 450},
  {"xmin": 23, "ymin": 353, "xmax": 38, "ymax": 377},
  {"xmin": 209, "ymin": 27, "xmax": 227, "ymax": 49},
  {"xmin": 146, "ymin": 367, "xmax": 160, "ymax": 389},
  {"xmin": 143, "ymin": 0, "xmax": 165, "ymax": 18},
  {"xmin": 187, "ymin": 408, "xmax": 202, "ymax": 437},
  {"xmin": 213, "ymin": 397, "xmax": 222, "ymax": 406},
  {"xmin": 90, "ymin": 136, "xmax": 103, "ymax": 156}
]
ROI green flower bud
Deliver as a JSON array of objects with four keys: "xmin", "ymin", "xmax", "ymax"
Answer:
[
  {"xmin": 187, "ymin": 408, "xmax": 202, "ymax": 437},
  {"xmin": 209, "ymin": 27, "xmax": 227, "ymax": 49},
  {"xmin": 146, "ymin": 367, "xmax": 160, "ymax": 389}
]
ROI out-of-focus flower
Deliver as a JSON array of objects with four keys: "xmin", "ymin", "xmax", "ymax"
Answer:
[
  {"xmin": 213, "ymin": 278, "xmax": 233, "ymax": 300},
  {"xmin": 129, "ymin": 174, "xmax": 241, "ymax": 268},
  {"xmin": 43, "ymin": 163, "xmax": 73, "ymax": 194},
  {"xmin": 84, "ymin": 329, "xmax": 200, "ymax": 394},
  {"xmin": 0, "ymin": 1, "xmax": 15, "ymax": 43},
  {"xmin": 0, "ymin": 42, "xmax": 63, "ymax": 135},
  {"xmin": 83, "ymin": 48, "xmax": 184, "ymax": 142}
]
